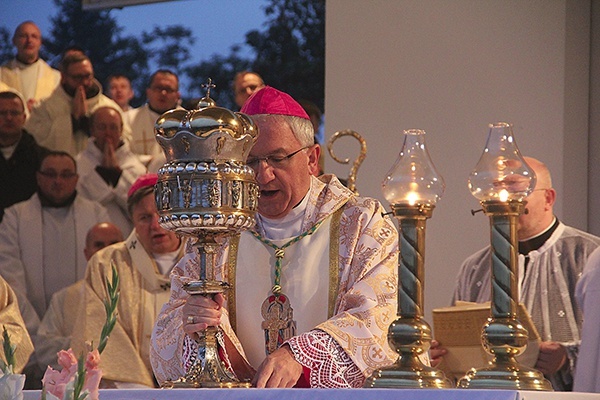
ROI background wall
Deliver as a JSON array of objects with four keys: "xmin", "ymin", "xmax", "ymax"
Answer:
[
  {"xmin": 324, "ymin": 0, "xmax": 593, "ymax": 321},
  {"xmin": 589, "ymin": 1, "xmax": 600, "ymax": 233}
]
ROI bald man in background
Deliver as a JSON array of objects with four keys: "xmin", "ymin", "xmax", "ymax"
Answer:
[
  {"xmin": 35, "ymin": 222, "xmax": 124, "ymax": 372},
  {"xmin": 0, "ymin": 21, "xmax": 60, "ymax": 110},
  {"xmin": 439, "ymin": 157, "xmax": 600, "ymax": 390},
  {"xmin": 83, "ymin": 222, "xmax": 125, "ymax": 260}
]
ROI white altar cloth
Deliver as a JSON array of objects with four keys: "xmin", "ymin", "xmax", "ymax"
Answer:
[{"xmin": 22, "ymin": 389, "xmax": 600, "ymax": 400}]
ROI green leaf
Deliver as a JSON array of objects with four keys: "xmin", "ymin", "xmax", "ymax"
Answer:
[
  {"xmin": 1, "ymin": 326, "xmax": 15, "ymax": 371},
  {"xmin": 97, "ymin": 262, "xmax": 120, "ymax": 355}
]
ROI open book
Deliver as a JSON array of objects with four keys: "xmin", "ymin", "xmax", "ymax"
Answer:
[{"xmin": 432, "ymin": 301, "xmax": 540, "ymax": 380}]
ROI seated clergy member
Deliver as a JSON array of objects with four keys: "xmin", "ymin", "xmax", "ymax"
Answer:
[
  {"xmin": 71, "ymin": 174, "xmax": 184, "ymax": 388},
  {"xmin": 24, "ymin": 52, "xmax": 124, "ymax": 156},
  {"xmin": 150, "ymin": 86, "xmax": 399, "ymax": 388},
  {"xmin": 0, "ymin": 274, "xmax": 34, "ymax": 374},
  {"xmin": 0, "ymin": 89, "xmax": 49, "ymax": 222},
  {"xmin": 35, "ymin": 222, "xmax": 124, "ymax": 371},
  {"xmin": 76, "ymin": 106, "xmax": 147, "ymax": 235},
  {"xmin": 446, "ymin": 157, "xmax": 600, "ymax": 390},
  {"xmin": 0, "ymin": 150, "xmax": 109, "ymax": 325},
  {"xmin": 0, "ymin": 150, "xmax": 109, "ymax": 387}
]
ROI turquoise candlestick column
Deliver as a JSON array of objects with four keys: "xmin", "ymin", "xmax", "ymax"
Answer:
[{"xmin": 458, "ymin": 122, "xmax": 552, "ymax": 391}]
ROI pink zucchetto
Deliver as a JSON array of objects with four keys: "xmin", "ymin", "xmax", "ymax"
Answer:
[
  {"xmin": 128, "ymin": 173, "xmax": 158, "ymax": 198},
  {"xmin": 240, "ymin": 86, "xmax": 310, "ymax": 120}
]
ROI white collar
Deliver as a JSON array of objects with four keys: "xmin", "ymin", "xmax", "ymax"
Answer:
[{"xmin": 258, "ymin": 181, "xmax": 312, "ymax": 240}]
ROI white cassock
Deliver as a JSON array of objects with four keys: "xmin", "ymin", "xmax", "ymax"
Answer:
[
  {"xmin": 25, "ymin": 81, "xmax": 126, "ymax": 156},
  {"xmin": 125, "ymin": 104, "xmax": 163, "ymax": 163},
  {"xmin": 71, "ymin": 230, "xmax": 185, "ymax": 387},
  {"xmin": 574, "ymin": 247, "xmax": 600, "ymax": 393},
  {"xmin": 0, "ymin": 193, "xmax": 109, "ymax": 321},
  {"xmin": 453, "ymin": 222, "xmax": 600, "ymax": 390},
  {"xmin": 0, "ymin": 58, "xmax": 60, "ymax": 108},
  {"xmin": 76, "ymin": 137, "xmax": 147, "ymax": 235}
]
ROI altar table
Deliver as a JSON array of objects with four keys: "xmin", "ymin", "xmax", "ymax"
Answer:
[{"xmin": 23, "ymin": 388, "xmax": 600, "ymax": 400}]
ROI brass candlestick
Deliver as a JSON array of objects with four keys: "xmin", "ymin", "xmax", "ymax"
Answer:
[
  {"xmin": 364, "ymin": 204, "xmax": 451, "ymax": 388},
  {"xmin": 364, "ymin": 129, "xmax": 451, "ymax": 388},
  {"xmin": 457, "ymin": 200, "xmax": 551, "ymax": 390},
  {"xmin": 155, "ymin": 81, "xmax": 259, "ymax": 388},
  {"xmin": 458, "ymin": 122, "xmax": 552, "ymax": 390}
]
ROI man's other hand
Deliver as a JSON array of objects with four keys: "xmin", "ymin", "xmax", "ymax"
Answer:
[
  {"xmin": 429, "ymin": 339, "xmax": 447, "ymax": 368},
  {"xmin": 535, "ymin": 341, "xmax": 567, "ymax": 375},
  {"xmin": 252, "ymin": 344, "xmax": 303, "ymax": 388},
  {"xmin": 182, "ymin": 292, "xmax": 224, "ymax": 340}
]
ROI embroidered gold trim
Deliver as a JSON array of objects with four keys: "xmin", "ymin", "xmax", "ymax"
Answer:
[
  {"xmin": 328, "ymin": 207, "xmax": 344, "ymax": 319},
  {"xmin": 227, "ymin": 233, "xmax": 241, "ymax": 333}
]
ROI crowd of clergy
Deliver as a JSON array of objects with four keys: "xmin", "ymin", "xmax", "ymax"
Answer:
[{"xmin": 2, "ymin": 20, "xmax": 600, "ymax": 393}]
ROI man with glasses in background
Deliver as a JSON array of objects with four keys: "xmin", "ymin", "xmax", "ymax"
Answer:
[
  {"xmin": 0, "ymin": 89, "xmax": 49, "ymax": 222},
  {"xmin": 151, "ymin": 86, "xmax": 399, "ymax": 388},
  {"xmin": 25, "ymin": 52, "xmax": 124, "ymax": 156},
  {"xmin": 126, "ymin": 69, "xmax": 181, "ymax": 165},
  {"xmin": 0, "ymin": 150, "xmax": 110, "ymax": 387}
]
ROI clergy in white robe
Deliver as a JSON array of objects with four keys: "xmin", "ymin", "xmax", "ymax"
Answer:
[
  {"xmin": 125, "ymin": 70, "xmax": 181, "ymax": 164},
  {"xmin": 573, "ymin": 247, "xmax": 600, "ymax": 393},
  {"xmin": 76, "ymin": 106, "xmax": 147, "ymax": 235},
  {"xmin": 124, "ymin": 104, "xmax": 163, "ymax": 162},
  {"xmin": 150, "ymin": 87, "xmax": 399, "ymax": 388},
  {"xmin": 35, "ymin": 222, "xmax": 124, "ymax": 371},
  {"xmin": 0, "ymin": 275, "xmax": 34, "ymax": 374},
  {"xmin": 34, "ymin": 281, "xmax": 85, "ymax": 370},
  {"xmin": 71, "ymin": 174, "xmax": 183, "ymax": 388},
  {"xmin": 0, "ymin": 59, "xmax": 59, "ymax": 110},
  {"xmin": 451, "ymin": 157, "xmax": 600, "ymax": 391},
  {"xmin": 0, "ymin": 21, "xmax": 60, "ymax": 110},
  {"xmin": 25, "ymin": 53, "xmax": 127, "ymax": 156},
  {"xmin": 0, "ymin": 152, "xmax": 109, "ymax": 323}
]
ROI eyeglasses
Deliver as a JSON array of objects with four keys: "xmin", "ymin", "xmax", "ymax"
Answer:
[
  {"xmin": 246, "ymin": 147, "xmax": 309, "ymax": 169},
  {"xmin": 149, "ymin": 86, "xmax": 177, "ymax": 94},
  {"xmin": 38, "ymin": 170, "xmax": 77, "ymax": 179},
  {"xmin": 0, "ymin": 110, "xmax": 24, "ymax": 118},
  {"xmin": 531, "ymin": 188, "xmax": 552, "ymax": 192},
  {"xmin": 67, "ymin": 73, "xmax": 93, "ymax": 81}
]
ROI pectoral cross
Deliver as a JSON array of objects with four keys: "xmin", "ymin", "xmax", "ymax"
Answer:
[{"xmin": 261, "ymin": 294, "xmax": 296, "ymax": 355}]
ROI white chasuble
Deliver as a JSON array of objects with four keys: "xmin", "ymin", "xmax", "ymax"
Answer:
[
  {"xmin": 151, "ymin": 175, "xmax": 399, "ymax": 387},
  {"xmin": 72, "ymin": 230, "xmax": 183, "ymax": 387}
]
